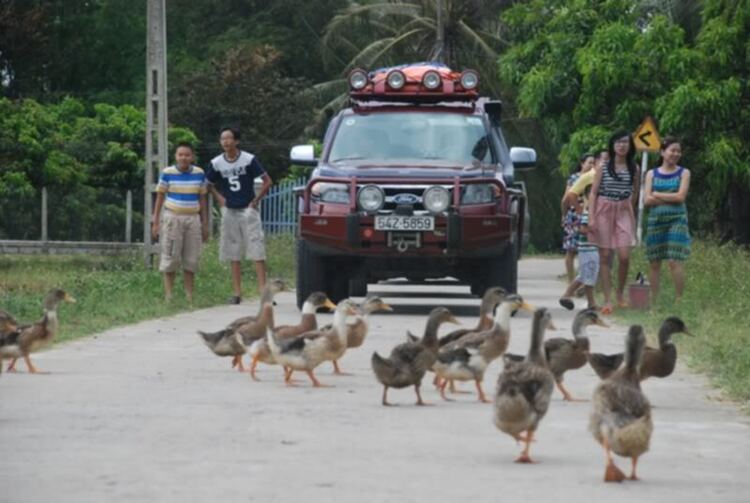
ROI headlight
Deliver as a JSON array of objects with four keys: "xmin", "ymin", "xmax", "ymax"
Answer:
[
  {"xmin": 422, "ymin": 70, "xmax": 442, "ymax": 90},
  {"xmin": 349, "ymin": 69, "xmax": 368, "ymax": 90},
  {"xmin": 386, "ymin": 70, "xmax": 406, "ymax": 90},
  {"xmin": 312, "ymin": 182, "xmax": 350, "ymax": 204},
  {"xmin": 460, "ymin": 70, "xmax": 479, "ymax": 90},
  {"xmin": 461, "ymin": 184, "xmax": 495, "ymax": 205},
  {"xmin": 423, "ymin": 186, "xmax": 451, "ymax": 214},
  {"xmin": 357, "ymin": 185, "xmax": 384, "ymax": 213}
]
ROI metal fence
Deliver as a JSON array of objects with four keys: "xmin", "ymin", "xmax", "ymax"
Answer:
[{"xmin": 260, "ymin": 176, "xmax": 306, "ymax": 235}]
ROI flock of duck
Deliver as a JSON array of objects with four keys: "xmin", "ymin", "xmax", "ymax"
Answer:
[
  {"xmin": 196, "ymin": 280, "xmax": 690, "ymax": 483},
  {"xmin": 0, "ymin": 283, "xmax": 691, "ymax": 483}
]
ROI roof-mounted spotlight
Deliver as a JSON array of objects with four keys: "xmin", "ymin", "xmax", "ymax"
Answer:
[
  {"xmin": 422, "ymin": 70, "xmax": 442, "ymax": 90},
  {"xmin": 349, "ymin": 69, "xmax": 368, "ymax": 90},
  {"xmin": 386, "ymin": 70, "xmax": 406, "ymax": 90},
  {"xmin": 460, "ymin": 70, "xmax": 479, "ymax": 90}
]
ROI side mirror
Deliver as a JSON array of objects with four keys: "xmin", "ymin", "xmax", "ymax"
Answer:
[
  {"xmin": 510, "ymin": 147, "xmax": 536, "ymax": 169},
  {"xmin": 290, "ymin": 144, "xmax": 317, "ymax": 167}
]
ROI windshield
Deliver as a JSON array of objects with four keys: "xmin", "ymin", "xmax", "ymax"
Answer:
[{"xmin": 328, "ymin": 112, "xmax": 493, "ymax": 164}]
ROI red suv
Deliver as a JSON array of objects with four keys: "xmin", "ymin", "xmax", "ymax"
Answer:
[{"xmin": 290, "ymin": 63, "xmax": 536, "ymax": 308}]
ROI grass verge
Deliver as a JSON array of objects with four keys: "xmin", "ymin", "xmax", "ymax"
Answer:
[
  {"xmin": 0, "ymin": 234, "xmax": 295, "ymax": 344},
  {"xmin": 615, "ymin": 239, "xmax": 750, "ymax": 407}
]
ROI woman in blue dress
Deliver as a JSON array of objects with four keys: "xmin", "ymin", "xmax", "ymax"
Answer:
[{"xmin": 644, "ymin": 136, "xmax": 692, "ymax": 302}]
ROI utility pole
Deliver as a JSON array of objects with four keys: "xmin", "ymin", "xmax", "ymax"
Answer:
[
  {"xmin": 433, "ymin": 0, "xmax": 445, "ymax": 63},
  {"xmin": 144, "ymin": 0, "xmax": 168, "ymax": 267}
]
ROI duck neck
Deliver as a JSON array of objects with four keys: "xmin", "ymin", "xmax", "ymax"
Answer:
[
  {"xmin": 43, "ymin": 308, "xmax": 59, "ymax": 334},
  {"xmin": 494, "ymin": 302, "xmax": 513, "ymax": 333},
  {"xmin": 422, "ymin": 316, "xmax": 442, "ymax": 349},
  {"xmin": 658, "ymin": 324, "xmax": 675, "ymax": 349},
  {"xmin": 259, "ymin": 302, "xmax": 274, "ymax": 330},
  {"xmin": 333, "ymin": 308, "xmax": 349, "ymax": 342},
  {"xmin": 572, "ymin": 317, "xmax": 588, "ymax": 340},
  {"xmin": 624, "ymin": 339, "xmax": 644, "ymax": 379},
  {"xmin": 299, "ymin": 302, "xmax": 318, "ymax": 331},
  {"xmin": 527, "ymin": 316, "xmax": 546, "ymax": 365}
]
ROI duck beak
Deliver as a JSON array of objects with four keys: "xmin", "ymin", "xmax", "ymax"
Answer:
[
  {"xmin": 683, "ymin": 329, "xmax": 694, "ymax": 336},
  {"xmin": 595, "ymin": 319, "xmax": 610, "ymax": 328},
  {"xmin": 519, "ymin": 302, "xmax": 535, "ymax": 312},
  {"xmin": 380, "ymin": 303, "xmax": 394, "ymax": 312},
  {"xmin": 64, "ymin": 293, "xmax": 77, "ymax": 303},
  {"xmin": 547, "ymin": 321, "xmax": 558, "ymax": 331},
  {"xmin": 448, "ymin": 315, "xmax": 461, "ymax": 326},
  {"xmin": 323, "ymin": 299, "xmax": 337, "ymax": 310}
]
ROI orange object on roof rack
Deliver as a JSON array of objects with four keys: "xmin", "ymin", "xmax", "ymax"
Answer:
[{"xmin": 348, "ymin": 63, "xmax": 479, "ymax": 103}]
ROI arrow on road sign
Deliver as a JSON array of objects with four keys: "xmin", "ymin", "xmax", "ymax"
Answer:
[{"xmin": 634, "ymin": 117, "xmax": 661, "ymax": 153}]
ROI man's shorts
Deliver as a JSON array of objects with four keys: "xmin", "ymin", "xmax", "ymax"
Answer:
[
  {"xmin": 159, "ymin": 211, "xmax": 202, "ymax": 273},
  {"xmin": 576, "ymin": 249, "xmax": 600, "ymax": 287},
  {"xmin": 219, "ymin": 206, "xmax": 266, "ymax": 262}
]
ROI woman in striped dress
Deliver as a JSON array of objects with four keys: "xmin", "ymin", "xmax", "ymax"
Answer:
[
  {"xmin": 589, "ymin": 131, "xmax": 640, "ymax": 314},
  {"xmin": 644, "ymin": 136, "xmax": 691, "ymax": 301}
]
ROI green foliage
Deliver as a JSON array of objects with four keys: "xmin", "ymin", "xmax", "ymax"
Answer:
[
  {"xmin": 0, "ymin": 235, "xmax": 296, "ymax": 344},
  {"xmin": 620, "ymin": 239, "xmax": 750, "ymax": 405},
  {"xmin": 0, "ymin": 97, "xmax": 196, "ymax": 240},
  {"xmin": 498, "ymin": 0, "xmax": 750, "ymax": 244}
]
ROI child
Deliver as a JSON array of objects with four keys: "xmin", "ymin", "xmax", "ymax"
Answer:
[
  {"xmin": 559, "ymin": 208, "xmax": 599, "ymax": 311},
  {"xmin": 151, "ymin": 143, "xmax": 209, "ymax": 303}
]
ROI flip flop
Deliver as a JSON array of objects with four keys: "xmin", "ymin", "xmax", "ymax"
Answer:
[
  {"xmin": 559, "ymin": 298, "xmax": 575, "ymax": 311},
  {"xmin": 600, "ymin": 305, "xmax": 613, "ymax": 315}
]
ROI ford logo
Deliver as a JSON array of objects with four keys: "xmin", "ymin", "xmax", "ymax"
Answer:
[{"xmin": 392, "ymin": 193, "xmax": 420, "ymax": 205}]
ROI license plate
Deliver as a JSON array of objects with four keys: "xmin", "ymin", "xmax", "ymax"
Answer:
[{"xmin": 374, "ymin": 215, "xmax": 434, "ymax": 231}]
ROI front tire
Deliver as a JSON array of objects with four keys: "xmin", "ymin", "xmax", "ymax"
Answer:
[{"xmin": 296, "ymin": 239, "xmax": 327, "ymax": 309}]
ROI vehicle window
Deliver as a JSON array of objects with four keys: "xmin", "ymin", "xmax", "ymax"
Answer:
[{"xmin": 328, "ymin": 112, "xmax": 493, "ymax": 164}]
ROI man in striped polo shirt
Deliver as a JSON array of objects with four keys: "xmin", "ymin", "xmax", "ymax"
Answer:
[{"xmin": 151, "ymin": 143, "xmax": 209, "ymax": 303}]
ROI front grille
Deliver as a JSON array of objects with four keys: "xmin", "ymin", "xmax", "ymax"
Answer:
[{"xmin": 378, "ymin": 184, "xmax": 452, "ymax": 213}]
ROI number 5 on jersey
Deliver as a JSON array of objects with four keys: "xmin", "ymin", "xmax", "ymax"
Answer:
[{"xmin": 228, "ymin": 175, "xmax": 241, "ymax": 192}]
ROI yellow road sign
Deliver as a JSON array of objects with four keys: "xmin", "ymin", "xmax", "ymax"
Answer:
[{"xmin": 634, "ymin": 116, "xmax": 661, "ymax": 153}]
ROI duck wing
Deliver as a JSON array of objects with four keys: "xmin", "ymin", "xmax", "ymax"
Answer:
[{"xmin": 588, "ymin": 352, "xmax": 624, "ymax": 379}]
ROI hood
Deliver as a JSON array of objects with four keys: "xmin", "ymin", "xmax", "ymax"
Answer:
[{"xmin": 316, "ymin": 160, "xmax": 497, "ymax": 180}]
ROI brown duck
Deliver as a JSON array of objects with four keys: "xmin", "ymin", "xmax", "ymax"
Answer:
[
  {"xmin": 589, "ymin": 325, "xmax": 653, "ymax": 482},
  {"xmin": 588, "ymin": 317, "xmax": 690, "ymax": 380},
  {"xmin": 432, "ymin": 294, "xmax": 533, "ymax": 403},
  {"xmin": 247, "ymin": 291, "xmax": 335, "ymax": 380},
  {"xmin": 197, "ymin": 279, "xmax": 285, "ymax": 371},
  {"xmin": 2, "ymin": 289, "xmax": 76, "ymax": 374},
  {"xmin": 493, "ymin": 308, "xmax": 556, "ymax": 463},
  {"xmin": 371, "ymin": 307, "xmax": 459, "ymax": 406}
]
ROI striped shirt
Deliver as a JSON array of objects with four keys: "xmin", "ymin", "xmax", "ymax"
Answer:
[
  {"xmin": 599, "ymin": 164, "xmax": 634, "ymax": 201},
  {"xmin": 156, "ymin": 165, "xmax": 207, "ymax": 214},
  {"xmin": 577, "ymin": 211, "xmax": 598, "ymax": 252}
]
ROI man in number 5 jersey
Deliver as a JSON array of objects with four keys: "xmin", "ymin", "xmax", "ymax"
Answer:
[{"xmin": 206, "ymin": 127, "xmax": 272, "ymax": 304}]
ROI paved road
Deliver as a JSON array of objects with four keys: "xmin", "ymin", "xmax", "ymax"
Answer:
[{"xmin": 1, "ymin": 258, "xmax": 748, "ymax": 503}]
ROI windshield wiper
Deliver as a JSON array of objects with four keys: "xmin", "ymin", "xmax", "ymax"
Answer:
[{"xmin": 331, "ymin": 156, "xmax": 367, "ymax": 162}]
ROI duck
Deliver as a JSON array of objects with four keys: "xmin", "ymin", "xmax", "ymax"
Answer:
[
  {"xmin": 0, "ymin": 310, "xmax": 18, "ymax": 335},
  {"xmin": 588, "ymin": 317, "xmax": 690, "ymax": 380},
  {"xmin": 432, "ymin": 294, "xmax": 534, "ymax": 403},
  {"xmin": 371, "ymin": 307, "xmax": 459, "ymax": 406},
  {"xmin": 493, "ymin": 307, "xmax": 556, "ymax": 463},
  {"xmin": 505, "ymin": 308, "xmax": 609, "ymax": 401},
  {"xmin": 2, "ymin": 289, "xmax": 76, "ymax": 374},
  {"xmin": 327, "ymin": 296, "xmax": 393, "ymax": 374},
  {"xmin": 406, "ymin": 287, "xmax": 507, "ymax": 391},
  {"xmin": 267, "ymin": 299, "xmax": 359, "ymax": 387},
  {"xmin": 589, "ymin": 325, "xmax": 653, "ymax": 482},
  {"xmin": 247, "ymin": 292, "xmax": 335, "ymax": 381},
  {"xmin": 197, "ymin": 279, "xmax": 286, "ymax": 371}
]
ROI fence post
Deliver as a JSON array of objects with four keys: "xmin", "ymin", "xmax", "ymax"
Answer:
[
  {"xmin": 41, "ymin": 187, "xmax": 48, "ymax": 241},
  {"xmin": 126, "ymin": 190, "xmax": 133, "ymax": 243}
]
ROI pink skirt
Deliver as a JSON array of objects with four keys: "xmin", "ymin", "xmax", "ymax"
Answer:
[{"xmin": 591, "ymin": 198, "xmax": 636, "ymax": 249}]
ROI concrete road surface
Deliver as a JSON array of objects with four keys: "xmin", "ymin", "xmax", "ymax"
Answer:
[{"xmin": 1, "ymin": 258, "xmax": 748, "ymax": 503}]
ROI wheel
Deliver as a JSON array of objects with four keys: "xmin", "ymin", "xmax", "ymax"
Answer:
[
  {"xmin": 472, "ymin": 242, "xmax": 518, "ymax": 297},
  {"xmin": 328, "ymin": 272, "xmax": 350, "ymax": 303},
  {"xmin": 296, "ymin": 239, "xmax": 327, "ymax": 309}
]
